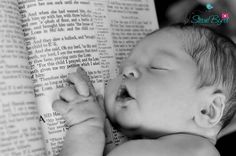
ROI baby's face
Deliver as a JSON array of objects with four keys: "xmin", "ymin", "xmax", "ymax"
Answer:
[{"xmin": 105, "ymin": 29, "xmax": 204, "ymax": 137}]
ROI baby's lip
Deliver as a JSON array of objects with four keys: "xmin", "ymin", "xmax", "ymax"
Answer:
[{"xmin": 115, "ymin": 83, "xmax": 135, "ymax": 102}]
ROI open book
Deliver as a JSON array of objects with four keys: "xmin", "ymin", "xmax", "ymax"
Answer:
[{"xmin": 0, "ymin": 0, "xmax": 158, "ymax": 155}]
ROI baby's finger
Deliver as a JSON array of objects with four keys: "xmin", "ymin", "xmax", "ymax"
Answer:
[
  {"xmin": 77, "ymin": 67, "xmax": 96, "ymax": 97},
  {"xmin": 52, "ymin": 99, "xmax": 68, "ymax": 115},
  {"xmin": 59, "ymin": 86, "xmax": 78, "ymax": 102},
  {"xmin": 71, "ymin": 95, "xmax": 93, "ymax": 106},
  {"xmin": 67, "ymin": 72, "xmax": 90, "ymax": 97},
  {"xmin": 86, "ymin": 79, "xmax": 96, "ymax": 97}
]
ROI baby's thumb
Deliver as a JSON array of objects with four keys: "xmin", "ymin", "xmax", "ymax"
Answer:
[{"xmin": 52, "ymin": 99, "xmax": 68, "ymax": 115}]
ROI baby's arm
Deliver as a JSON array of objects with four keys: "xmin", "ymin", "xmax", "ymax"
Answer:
[{"xmin": 53, "ymin": 67, "xmax": 105, "ymax": 156}]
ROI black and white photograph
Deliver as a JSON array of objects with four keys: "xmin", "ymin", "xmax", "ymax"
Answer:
[{"xmin": 0, "ymin": 0, "xmax": 236, "ymax": 156}]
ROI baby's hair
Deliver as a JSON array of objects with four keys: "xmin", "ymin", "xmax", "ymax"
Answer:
[{"xmin": 165, "ymin": 24, "xmax": 236, "ymax": 129}]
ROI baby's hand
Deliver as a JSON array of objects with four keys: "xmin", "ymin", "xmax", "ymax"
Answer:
[{"xmin": 52, "ymin": 67, "xmax": 105, "ymax": 129}]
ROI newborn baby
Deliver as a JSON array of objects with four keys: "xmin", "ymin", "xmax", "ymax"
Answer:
[{"xmin": 53, "ymin": 24, "xmax": 236, "ymax": 156}]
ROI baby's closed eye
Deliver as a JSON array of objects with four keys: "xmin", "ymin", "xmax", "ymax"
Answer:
[{"xmin": 149, "ymin": 66, "xmax": 168, "ymax": 71}]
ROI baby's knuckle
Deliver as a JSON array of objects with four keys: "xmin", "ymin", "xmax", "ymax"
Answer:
[
  {"xmin": 68, "ymin": 72, "xmax": 78, "ymax": 79},
  {"xmin": 72, "ymin": 100, "xmax": 81, "ymax": 106},
  {"xmin": 60, "ymin": 87, "xmax": 68, "ymax": 94},
  {"xmin": 73, "ymin": 96, "xmax": 85, "ymax": 103},
  {"xmin": 52, "ymin": 100, "xmax": 60, "ymax": 109},
  {"xmin": 87, "ymin": 96, "xmax": 95, "ymax": 101}
]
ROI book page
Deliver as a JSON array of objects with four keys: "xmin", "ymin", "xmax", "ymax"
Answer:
[
  {"xmin": 18, "ymin": 0, "xmax": 158, "ymax": 155},
  {"xmin": 109, "ymin": 0, "xmax": 159, "ymax": 66},
  {"xmin": 18, "ymin": 0, "xmax": 109, "ymax": 155},
  {"xmin": 104, "ymin": 0, "xmax": 159, "ymax": 153},
  {"xmin": 0, "ymin": 0, "xmax": 46, "ymax": 155}
]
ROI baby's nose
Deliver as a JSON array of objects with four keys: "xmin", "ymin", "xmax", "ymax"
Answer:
[{"xmin": 122, "ymin": 66, "xmax": 139, "ymax": 80}]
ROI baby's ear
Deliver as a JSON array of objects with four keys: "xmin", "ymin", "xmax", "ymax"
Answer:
[{"xmin": 195, "ymin": 93, "xmax": 225, "ymax": 129}]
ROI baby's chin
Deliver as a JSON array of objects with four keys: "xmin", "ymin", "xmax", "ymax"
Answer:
[
  {"xmin": 110, "ymin": 119, "xmax": 142, "ymax": 138},
  {"xmin": 109, "ymin": 117, "xmax": 170, "ymax": 139}
]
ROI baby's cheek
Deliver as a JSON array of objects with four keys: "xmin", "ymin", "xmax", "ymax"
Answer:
[{"xmin": 104, "ymin": 94, "xmax": 114, "ymax": 118}]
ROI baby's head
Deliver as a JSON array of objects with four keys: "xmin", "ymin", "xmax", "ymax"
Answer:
[{"xmin": 105, "ymin": 24, "xmax": 236, "ymax": 142}]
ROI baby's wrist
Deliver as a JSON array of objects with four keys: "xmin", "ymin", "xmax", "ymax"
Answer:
[
  {"xmin": 68, "ymin": 122, "xmax": 105, "ymax": 136},
  {"xmin": 67, "ymin": 117, "xmax": 105, "ymax": 130}
]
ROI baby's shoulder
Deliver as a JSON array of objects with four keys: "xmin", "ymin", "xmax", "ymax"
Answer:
[
  {"xmin": 107, "ymin": 134, "xmax": 220, "ymax": 156},
  {"xmin": 158, "ymin": 134, "xmax": 220, "ymax": 156}
]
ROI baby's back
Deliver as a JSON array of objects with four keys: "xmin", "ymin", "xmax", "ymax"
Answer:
[{"xmin": 107, "ymin": 134, "xmax": 220, "ymax": 156}]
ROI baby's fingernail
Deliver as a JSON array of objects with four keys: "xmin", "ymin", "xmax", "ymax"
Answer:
[
  {"xmin": 80, "ymin": 67, "xmax": 85, "ymax": 71},
  {"xmin": 77, "ymin": 66, "xmax": 84, "ymax": 72},
  {"xmin": 52, "ymin": 100, "xmax": 60, "ymax": 112}
]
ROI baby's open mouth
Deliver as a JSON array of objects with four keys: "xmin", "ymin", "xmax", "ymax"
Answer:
[{"xmin": 115, "ymin": 84, "xmax": 134, "ymax": 102}]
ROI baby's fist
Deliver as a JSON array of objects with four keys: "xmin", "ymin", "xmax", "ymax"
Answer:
[
  {"xmin": 53, "ymin": 91, "xmax": 105, "ymax": 129},
  {"xmin": 52, "ymin": 67, "xmax": 105, "ymax": 129}
]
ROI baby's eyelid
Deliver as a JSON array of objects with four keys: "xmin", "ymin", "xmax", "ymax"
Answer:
[{"xmin": 150, "ymin": 66, "xmax": 168, "ymax": 70}]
